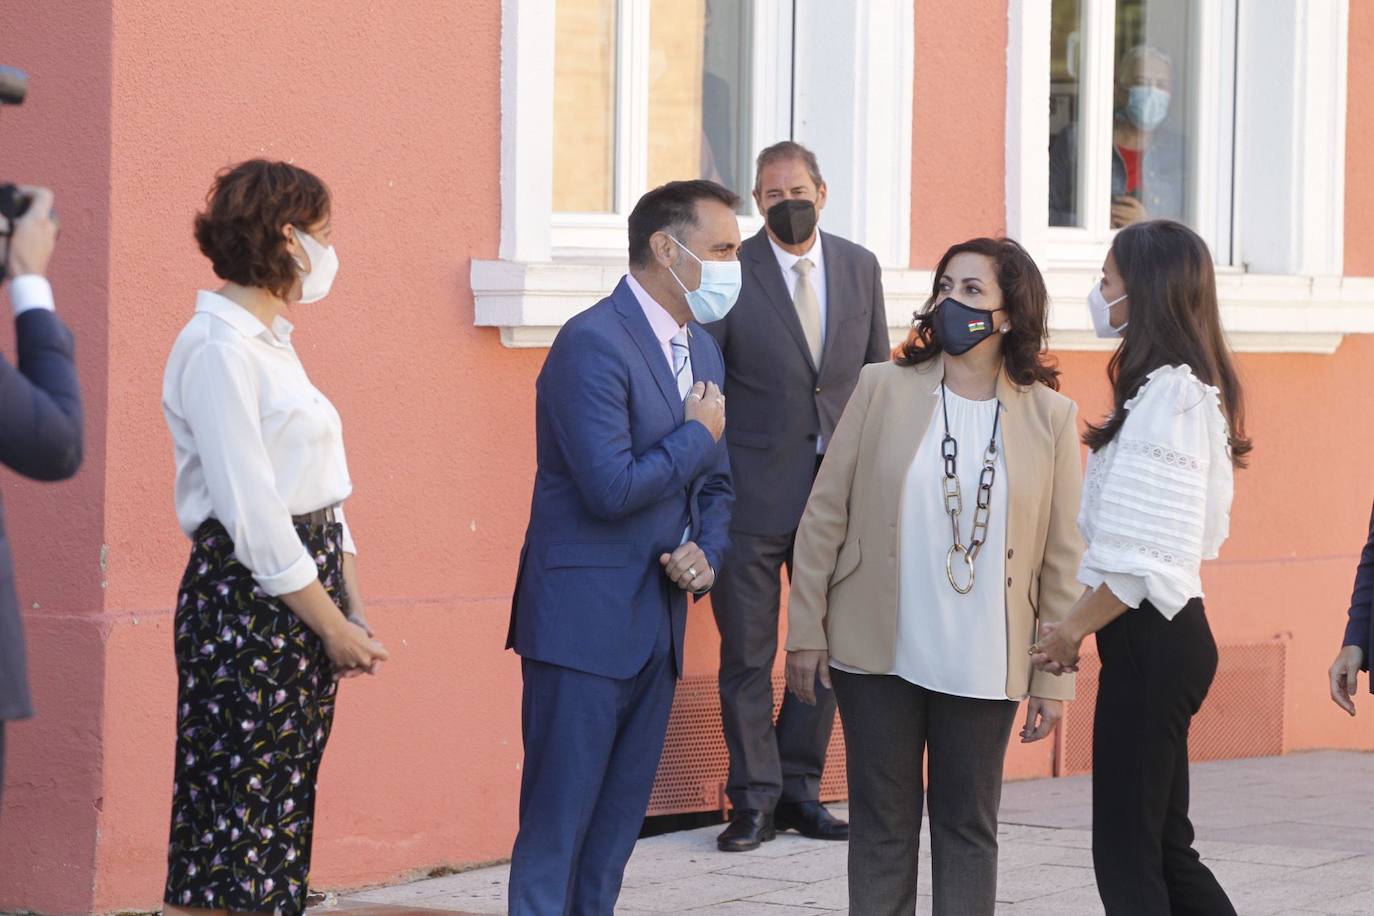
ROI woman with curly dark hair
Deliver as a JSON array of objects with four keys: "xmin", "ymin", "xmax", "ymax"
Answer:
[
  {"xmin": 1032, "ymin": 220, "xmax": 1248, "ymax": 915},
  {"xmin": 783, "ymin": 237, "xmax": 1084, "ymax": 915},
  {"xmin": 160, "ymin": 159, "xmax": 389, "ymax": 915}
]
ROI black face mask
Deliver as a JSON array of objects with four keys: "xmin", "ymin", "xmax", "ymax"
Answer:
[
  {"xmin": 766, "ymin": 199, "xmax": 818, "ymax": 245},
  {"xmin": 932, "ymin": 297, "xmax": 999, "ymax": 356}
]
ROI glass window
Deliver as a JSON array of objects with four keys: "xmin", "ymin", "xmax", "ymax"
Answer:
[
  {"xmin": 1110, "ymin": 0, "xmax": 1191, "ymax": 229},
  {"xmin": 1048, "ymin": 0, "xmax": 1086, "ymax": 227},
  {"xmin": 648, "ymin": 0, "xmax": 754, "ymax": 210},
  {"xmin": 553, "ymin": 0, "xmax": 618, "ymax": 213}
]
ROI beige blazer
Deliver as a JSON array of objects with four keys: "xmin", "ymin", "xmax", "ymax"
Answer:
[{"xmin": 786, "ymin": 357, "xmax": 1084, "ymax": 701}]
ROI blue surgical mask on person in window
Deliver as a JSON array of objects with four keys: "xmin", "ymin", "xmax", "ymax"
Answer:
[
  {"xmin": 1125, "ymin": 86, "xmax": 1170, "ymax": 131},
  {"xmin": 666, "ymin": 234, "xmax": 742, "ymax": 323}
]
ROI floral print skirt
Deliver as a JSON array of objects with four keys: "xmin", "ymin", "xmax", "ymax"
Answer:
[{"xmin": 164, "ymin": 518, "xmax": 345, "ymax": 915}]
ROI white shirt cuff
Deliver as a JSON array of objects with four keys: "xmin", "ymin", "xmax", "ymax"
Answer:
[
  {"xmin": 253, "ymin": 548, "xmax": 321, "ymax": 597},
  {"xmin": 9, "ymin": 275, "xmax": 55, "ymax": 317}
]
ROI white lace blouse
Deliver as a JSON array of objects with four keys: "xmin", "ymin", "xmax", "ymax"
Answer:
[{"xmin": 1077, "ymin": 365, "xmax": 1234, "ymax": 620}]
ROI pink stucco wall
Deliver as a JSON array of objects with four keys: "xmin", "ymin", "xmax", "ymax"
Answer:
[{"xmin": 0, "ymin": 2, "xmax": 1371, "ymax": 912}]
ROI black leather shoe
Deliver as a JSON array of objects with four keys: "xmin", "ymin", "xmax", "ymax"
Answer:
[
  {"xmin": 716, "ymin": 809, "xmax": 776, "ymax": 852},
  {"xmin": 774, "ymin": 800, "xmax": 849, "ymax": 840}
]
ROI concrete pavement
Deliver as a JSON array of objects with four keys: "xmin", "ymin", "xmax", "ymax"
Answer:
[{"xmin": 324, "ymin": 751, "xmax": 1373, "ymax": 915}]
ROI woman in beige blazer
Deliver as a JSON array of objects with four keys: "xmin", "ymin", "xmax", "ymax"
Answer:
[{"xmin": 784, "ymin": 237, "xmax": 1083, "ymax": 916}]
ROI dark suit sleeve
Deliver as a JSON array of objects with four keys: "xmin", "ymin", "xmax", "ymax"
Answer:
[
  {"xmin": 0, "ymin": 309, "xmax": 83, "ymax": 481},
  {"xmin": 543, "ymin": 326, "xmax": 717, "ymax": 521},
  {"xmin": 1343, "ymin": 501, "xmax": 1374, "ymax": 671},
  {"xmin": 693, "ymin": 434, "xmax": 733, "ymax": 594},
  {"xmin": 703, "ymin": 313, "xmax": 729, "ymax": 364},
  {"xmin": 865, "ymin": 255, "xmax": 891, "ymax": 364}
]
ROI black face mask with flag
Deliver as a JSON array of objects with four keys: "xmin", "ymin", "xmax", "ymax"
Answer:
[{"xmin": 931, "ymin": 297, "xmax": 998, "ymax": 356}]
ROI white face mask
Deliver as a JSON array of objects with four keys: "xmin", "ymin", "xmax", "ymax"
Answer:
[
  {"xmin": 1088, "ymin": 280, "xmax": 1128, "ymax": 338},
  {"xmin": 292, "ymin": 227, "xmax": 339, "ymax": 304}
]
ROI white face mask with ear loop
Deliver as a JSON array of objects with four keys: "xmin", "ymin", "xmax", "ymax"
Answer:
[
  {"xmin": 1088, "ymin": 280, "xmax": 1128, "ymax": 338},
  {"xmin": 291, "ymin": 227, "xmax": 339, "ymax": 304}
]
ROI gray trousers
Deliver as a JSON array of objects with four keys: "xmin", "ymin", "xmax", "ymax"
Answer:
[
  {"xmin": 712, "ymin": 525, "xmax": 837, "ymax": 811},
  {"xmin": 832, "ymin": 670, "xmax": 1018, "ymax": 916}
]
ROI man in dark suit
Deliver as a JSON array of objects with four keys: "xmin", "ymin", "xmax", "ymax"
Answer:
[
  {"xmin": 1330, "ymin": 501, "xmax": 1374, "ymax": 716},
  {"xmin": 0, "ymin": 186, "xmax": 84, "ymax": 801},
  {"xmin": 507, "ymin": 180, "xmax": 738, "ymax": 915},
  {"xmin": 705, "ymin": 141, "xmax": 889, "ymax": 851}
]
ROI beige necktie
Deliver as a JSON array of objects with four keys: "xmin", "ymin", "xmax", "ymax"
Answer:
[{"xmin": 792, "ymin": 258, "xmax": 823, "ymax": 367}]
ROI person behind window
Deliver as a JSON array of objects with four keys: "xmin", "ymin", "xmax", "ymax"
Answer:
[
  {"xmin": 1032, "ymin": 220, "xmax": 1250, "ymax": 915},
  {"xmin": 1049, "ymin": 45, "xmax": 1185, "ymax": 228},
  {"xmin": 1329, "ymin": 506, "xmax": 1372, "ymax": 717},
  {"xmin": 161, "ymin": 160, "xmax": 388, "ymax": 916},
  {"xmin": 785, "ymin": 238, "xmax": 1082, "ymax": 916}
]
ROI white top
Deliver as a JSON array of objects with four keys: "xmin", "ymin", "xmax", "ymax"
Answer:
[
  {"xmin": 9, "ymin": 274, "xmax": 55, "ymax": 316},
  {"xmin": 833, "ymin": 388, "xmax": 1011, "ymax": 700},
  {"xmin": 162, "ymin": 291, "xmax": 356, "ymax": 596},
  {"xmin": 1078, "ymin": 364, "xmax": 1234, "ymax": 620}
]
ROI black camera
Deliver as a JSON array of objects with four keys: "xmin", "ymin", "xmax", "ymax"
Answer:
[{"xmin": 0, "ymin": 65, "xmax": 30, "ymax": 223}]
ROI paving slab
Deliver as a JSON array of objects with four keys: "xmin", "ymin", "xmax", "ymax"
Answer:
[{"xmin": 330, "ymin": 751, "xmax": 1374, "ymax": 915}]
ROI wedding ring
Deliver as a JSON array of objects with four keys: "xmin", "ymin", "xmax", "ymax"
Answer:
[{"xmin": 687, "ymin": 566, "xmax": 698, "ymax": 578}]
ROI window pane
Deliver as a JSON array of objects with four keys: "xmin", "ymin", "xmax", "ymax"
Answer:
[
  {"xmin": 648, "ymin": 0, "xmax": 754, "ymax": 210},
  {"xmin": 1048, "ymin": 0, "xmax": 1086, "ymax": 227},
  {"xmin": 1109, "ymin": 0, "xmax": 1191, "ymax": 229},
  {"xmin": 553, "ymin": 0, "xmax": 618, "ymax": 213}
]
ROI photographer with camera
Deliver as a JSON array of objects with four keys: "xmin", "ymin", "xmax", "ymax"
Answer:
[{"xmin": 0, "ymin": 65, "xmax": 85, "ymax": 805}]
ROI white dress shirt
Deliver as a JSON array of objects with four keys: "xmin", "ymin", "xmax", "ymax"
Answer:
[
  {"xmin": 163, "ymin": 291, "xmax": 356, "ymax": 596},
  {"xmin": 1077, "ymin": 365, "xmax": 1234, "ymax": 620},
  {"xmin": 626, "ymin": 273, "xmax": 685, "ymax": 372},
  {"xmin": 768, "ymin": 233, "xmax": 828, "ymax": 343},
  {"xmin": 8, "ymin": 274, "xmax": 55, "ymax": 317},
  {"xmin": 833, "ymin": 389, "xmax": 1011, "ymax": 699},
  {"xmin": 769, "ymin": 233, "xmax": 829, "ymax": 452}
]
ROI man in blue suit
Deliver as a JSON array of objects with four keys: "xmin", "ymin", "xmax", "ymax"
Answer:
[
  {"xmin": 507, "ymin": 179, "xmax": 740, "ymax": 915},
  {"xmin": 0, "ymin": 185, "xmax": 84, "ymax": 803}
]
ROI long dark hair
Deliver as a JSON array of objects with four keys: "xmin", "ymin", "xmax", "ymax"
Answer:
[
  {"xmin": 896, "ymin": 237, "xmax": 1060, "ymax": 391},
  {"xmin": 1083, "ymin": 220, "xmax": 1252, "ymax": 467}
]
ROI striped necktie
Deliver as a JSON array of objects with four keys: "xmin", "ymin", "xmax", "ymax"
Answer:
[{"xmin": 671, "ymin": 329, "xmax": 692, "ymax": 401}]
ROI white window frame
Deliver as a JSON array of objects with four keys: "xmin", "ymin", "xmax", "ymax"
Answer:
[
  {"xmin": 1007, "ymin": 0, "xmax": 1374, "ymax": 353},
  {"xmin": 478, "ymin": 0, "xmax": 915, "ymax": 347},
  {"xmin": 1013, "ymin": 0, "xmax": 1238, "ymax": 266},
  {"xmin": 549, "ymin": 1, "xmax": 794, "ymax": 259}
]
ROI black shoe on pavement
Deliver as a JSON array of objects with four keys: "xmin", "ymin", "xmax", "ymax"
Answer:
[
  {"xmin": 774, "ymin": 800, "xmax": 849, "ymax": 840},
  {"xmin": 716, "ymin": 808, "xmax": 776, "ymax": 852}
]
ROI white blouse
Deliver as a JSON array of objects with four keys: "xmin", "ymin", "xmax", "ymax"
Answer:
[
  {"xmin": 163, "ymin": 291, "xmax": 356, "ymax": 596},
  {"xmin": 833, "ymin": 389, "xmax": 1010, "ymax": 700},
  {"xmin": 1078, "ymin": 365, "xmax": 1233, "ymax": 619}
]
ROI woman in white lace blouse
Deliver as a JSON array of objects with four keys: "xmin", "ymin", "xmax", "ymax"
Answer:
[{"xmin": 1031, "ymin": 220, "xmax": 1251, "ymax": 916}]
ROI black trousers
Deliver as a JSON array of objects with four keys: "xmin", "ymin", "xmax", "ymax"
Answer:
[
  {"xmin": 1092, "ymin": 599, "xmax": 1236, "ymax": 915},
  {"xmin": 833, "ymin": 670, "xmax": 1018, "ymax": 916}
]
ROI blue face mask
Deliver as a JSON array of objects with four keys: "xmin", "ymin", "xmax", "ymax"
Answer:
[
  {"xmin": 667, "ymin": 234, "xmax": 742, "ymax": 323},
  {"xmin": 1126, "ymin": 85, "xmax": 1170, "ymax": 131}
]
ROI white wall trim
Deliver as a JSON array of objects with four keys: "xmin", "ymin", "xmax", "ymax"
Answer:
[
  {"xmin": 499, "ymin": 0, "xmax": 555, "ymax": 263},
  {"xmin": 473, "ymin": 258, "xmax": 1374, "ymax": 354},
  {"xmin": 793, "ymin": 0, "xmax": 915, "ymax": 269}
]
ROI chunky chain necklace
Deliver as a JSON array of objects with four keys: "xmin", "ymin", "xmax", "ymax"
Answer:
[{"xmin": 939, "ymin": 381, "xmax": 1001, "ymax": 594}]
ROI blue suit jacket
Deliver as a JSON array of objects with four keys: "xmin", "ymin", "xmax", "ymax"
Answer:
[
  {"xmin": 507, "ymin": 278, "xmax": 733, "ymax": 679},
  {"xmin": 1343, "ymin": 501, "xmax": 1374, "ymax": 691},
  {"xmin": 0, "ymin": 309, "xmax": 84, "ymax": 720}
]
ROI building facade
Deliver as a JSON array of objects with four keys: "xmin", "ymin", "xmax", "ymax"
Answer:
[{"xmin": 1, "ymin": 0, "xmax": 1372, "ymax": 910}]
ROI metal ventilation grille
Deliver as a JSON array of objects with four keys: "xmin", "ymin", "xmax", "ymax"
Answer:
[
  {"xmin": 1060, "ymin": 639, "xmax": 1287, "ymax": 776},
  {"xmin": 648, "ymin": 673, "xmax": 848, "ymax": 816}
]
